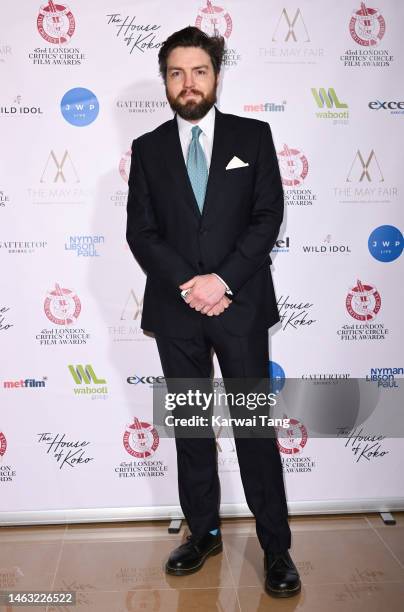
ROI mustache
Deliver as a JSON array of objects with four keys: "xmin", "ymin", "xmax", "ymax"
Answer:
[{"xmin": 178, "ymin": 89, "xmax": 204, "ymax": 98}]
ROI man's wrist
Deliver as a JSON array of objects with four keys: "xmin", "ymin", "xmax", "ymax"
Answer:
[{"xmin": 211, "ymin": 273, "xmax": 233, "ymax": 295}]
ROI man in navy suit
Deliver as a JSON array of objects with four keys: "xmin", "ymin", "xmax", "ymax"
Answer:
[{"xmin": 126, "ymin": 26, "xmax": 300, "ymax": 598}]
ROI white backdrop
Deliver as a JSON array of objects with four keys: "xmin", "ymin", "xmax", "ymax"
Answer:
[{"xmin": 0, "ymin": 0, "xmax": 403, "ymax": 525}]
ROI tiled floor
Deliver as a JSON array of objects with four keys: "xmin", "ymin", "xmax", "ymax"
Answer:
[{"xmin": 0, "ymin": 513, "xmax": 403, "ymax": 611}]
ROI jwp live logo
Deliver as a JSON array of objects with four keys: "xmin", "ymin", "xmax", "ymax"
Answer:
[{"xmin": 68, "ymin": 364, "xmax": 108, "ymax": 399}]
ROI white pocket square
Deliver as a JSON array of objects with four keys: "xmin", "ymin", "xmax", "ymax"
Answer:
[{"xmin": 226, "ymin": 156, "xmax": 249, "ymax": 170}]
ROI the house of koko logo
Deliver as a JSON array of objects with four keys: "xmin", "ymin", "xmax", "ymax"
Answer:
[
  {"xmin": 69, "ymin": 364, "xmax": 108, "ymax": 398},
  {"xmin": 0, "ymin": 306, "xmax": 13, "ymax": 333},
  {"xmin": 195, "ymin": 1, "xmax": 240, "ymax": 68},
  {"xmin": 29, "ymin": 149, "xmax": 91, "ymax": 206},
  {"xmin": 341, "ymin": 3, "xmax": 392, "ymax": 67},
  {"xmin": 31, "ymin": 2, "xmax": 86, "ymax": 66},
  {"xmin": 36, "ymin": 283, "xmax": 89, "ymax": 346},
  {"xmin": 311, "ymin": 87, "xmax": 349, "ymax": 124},
  {"xmin": 368, "ymin": 225, "xmax": 403, "ymax": 262},
  {"xmin": 337, "ymin": 279, "xmax": 388, "ymax": 341},
  {"xmin": 105, "ymin": 13, "xmax": 162, "ymax": 55},
  {"xmin": 277, "ymin": 144, "xmax": 316, "ymax": 206},
  {"xmin": 37, "ymin": 432, "xmax": 94, "ymax": 469},
  {"xmin": 0, "ymin": 431, "xmax": 16, "ymax": 482},
  {"xmin": 334, "ymin": 149, "xmax": 398, "ymax": 204},
  {"xmin": 277, "ymin": 295, "xmax": 317, "ymax": 331},
  {"xmin": 302, "ymin": 234, "xmax": 352, "ymax": 255},
  {"xmin": 259, "ymin": 8, "xmax": 324, "ymax": 65},
  {"xmin": 0, "ymin": 94, "xmax": 43, "ymax": 116},
  {"xmin": 61, "ymin": 88, "xmax": 99, "ymax": 126},
  {"xmin": 276, "ymin": 418, "xmax": 316, "ymax": 473}
]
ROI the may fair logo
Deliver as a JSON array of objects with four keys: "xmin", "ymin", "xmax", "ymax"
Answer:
[
  {"xmin": 31, "ymin": 2, "xmax": 86, "ymax": 66},
  {"xmin": 195, "ymin": 1, "xmax": 240, "ymax": 67},
  {"xmin": 29, "ymin": 149, "xmax": 91, "ymax": 206},
  {"xmin": 276, "ymin": 295, "xmax": 317, "ymax": 331},
  {"xmin": 334, "ymin": 149, "xmax": 398, "ymax": 204},
  {"xmin": 277, "ymin": 144, "xmax": 316, "ymax": 206},
  {"xmin": 276, "ymin": 417, "xmax": 316, "ymax": 473},
  {"xmin": 340, "ymin": 3, "xmax": 393, "ymax": 68},
  {"xmin": 36, "ymin": 283, "xmax": 90, "ymax": 346},
  {"xmin": 105, "ymin": 13, "xmax": 162, "ymax": 54},
  {"xmin": 37, "ymin": 432, "xmax": 94, "ymax": 469},
  {"xmin": 0, "ymin": 431, "xmax": 17, "ymax": 483},
  {"xmin": 259, "ymin": 8, "xmax": 324, "ymax": 65},
  {"xmin": 114, "ymin": 417, "xmax": 168, "ymax": 479},
  {"xmin": 337, "ymin": 279, "xmax": 389, "ymax": 341},
  {"xmin": 108, "ymin": 289, "xmax": 151, "ymax": 343}
]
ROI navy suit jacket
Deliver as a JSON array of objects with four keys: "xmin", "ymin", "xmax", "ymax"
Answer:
[{"xmin": 126, "ymin": 106, "xmax": 283, "ymax": 338}]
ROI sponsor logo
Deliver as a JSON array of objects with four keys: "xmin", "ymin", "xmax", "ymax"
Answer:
[
  {"xmin": 44, "ymin": 283, "xmax": 81, "ymax": 325},
  {"xmin": 40, "ymin": 150, "xmax": 80, "ymax": 183},
  {"xmin": 127, "ymin": 375, "xmax": 165, "ymax": 386},
  {"xmin": 123, "ymin": 418, "xmax": 159, "ymax": 458},
  {"xmin": 243, "ymin": 101, "xmax": 286, "ymax": 113},
  {"xmin": 272, "ymin": 237, "xmax": 290, "ymax": 253},
  {"xmin": 196, "ymin": 1, "xmax": 240, "ymax": 67},
  {"xmin": 366, "ymin": 366, "xmax": 402, "ymax": 389},
  {"xmin": 277, "ymin": 144, "xmax": 316, "ymax": 206},
  {"xmin": 65, "ymin": 235, "xmax": 105, "ymax": 257},
  {"xmin": 37, "ymin": 432, "xmax": 94, "ymax": 469},
  {"xmin": 0, "ymin": 432, "xmax": 7, "ymax": 458},
  {"xmin": 0, "ymin": 241, "xmax": 47, "ymax": 254},
  {"xmin": 277, "ymin": 295, "xmax": 317, "ymax": 331},
  {"xmin": 0, "ymin": 44, "xmax": 12, "ymax": 63},
  {"xmin": 116, "ymin": 99, "xmax": 167, "ymax": 114},
  {"xmin": 0, "ymin": 94, "xmax": 43, "ymax": 116},
  {"xmin": 0, "ymin": 189, "xmax": 10, "ymax": 208},
  {"xmin": 368, "ymin": 225, "xmax": 403, "ymax": 262},
  {"xmin": 337, "ymin": 427, "xmax": 389, "ymax": 463},
  {"xmin": 109, "ymin": 290, "xmax": 150, "ymax": 342},
  {"xmin": 368, "ymin": 100, "xmax": 404, "ymax": 114},
  {"xmin": 0, "ymin": 305, "xmax": 13, "ymax": 333},
  {"xmin": 60, "ymin": 88, "xmax": 99, "ymax": 126},
  {"xmin": 0, "ymin": 431, "xmax": 17, "ymax": 482},
  {"xmin": 105, "ymin": 13, "xmax": 162, "ymax": 54},
  {"xmin": 346, "ymin": 280, "xmax": 381, "ymax": 321},
  {"xmin": 334, "ymin": 149, "xmax": 398, "ymax": 203},
  {"xmin": 68, "ymin": 364, "xmax": 108, "ymax": 398},
  {"xmin": 302, "ymin": 234, "xmax": 352, "ymax": 255},
  {"xmin": 268, "ymin": 361, "xmax": 286, "ymax": 395},
  {"xmin": 341, "ymin": 3, "xmax": 392, "ymax": 68},
  {"xmin": 312, "ymin": 87, "xmax": 349, "ymax": 123},
  {"xmin": 276, "ymin": 417, "xmax": 308, "ymax": 454},
  {"xmin": 260, "ymin": 8, "xmax": 324, "ymax": 65},
  {"xmin": 37, "ymin": 1, "xmax": 75, "ymax": 44},
  {"xmin": 119, "ymin": 150, "xmax": 131, "ymax": 184},
  {"xmin": 3, "ymin": 378, "xmax": 47, "ymax": 389}
]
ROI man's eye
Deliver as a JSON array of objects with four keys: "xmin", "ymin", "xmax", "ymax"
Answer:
[
  {"xmin": 170, "ymin": 71, "xmax": 180, "ymax": 78},
  {"xmin": 197, "ymin": 70, "xmax": 206, "ymax": 75}
]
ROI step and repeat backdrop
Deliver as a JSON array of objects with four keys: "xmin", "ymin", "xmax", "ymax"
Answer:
[{"xmin": 1, "ymin": 0, "xmax": 403, "ymax": 524}]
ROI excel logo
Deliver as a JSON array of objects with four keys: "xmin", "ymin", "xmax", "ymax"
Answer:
[
  {"xmin": 68, "ymin": 364, "xmax": 108, "ymax": 398},
  {"xmin": 311, "ymin": 88, "xmax": 349, "ymax": 122}
]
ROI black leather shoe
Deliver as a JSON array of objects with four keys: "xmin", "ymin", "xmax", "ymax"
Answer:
[
  {"xmin": 165, "ymin": 532, "xmax": 223, "ymax": 575},
  {"xmin": 264, "ymin": 550, "xmax": 301, "ymax": 597}
]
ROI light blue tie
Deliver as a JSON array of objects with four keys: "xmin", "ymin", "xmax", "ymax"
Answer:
[{"xmin": 186, "ymin": 125, "xmax": 208, "ymax": 213}]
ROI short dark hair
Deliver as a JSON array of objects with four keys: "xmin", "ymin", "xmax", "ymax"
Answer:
[{"xmin": 158, "ymin": 26, "xmax": 225, "ymax": 82}]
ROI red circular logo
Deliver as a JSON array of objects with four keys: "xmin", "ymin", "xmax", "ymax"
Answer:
[
  {"xmin": 276, "ymin": 418, "xmax": 308, "ymax": 454},
  {"xmin": 277, "ymin": 144, "xmax": 309, "ymax": 187},
  {"xmin": 195, "ymin": 1, "xmax": 233, "ymax": 39},
  {"xmin": 119, "ymin": 149, "xmax": 132, "ymax": 184},
  {"xmin": 349, "ymin": 4, "xmax": 385, "ymax": 47},
  {"xmin": 0, "ymin": 432, "xmax": 7, "ymax": 458},
  {"xmin": 346, "ymin": 280, "xmax": 381, "ymax": 321},
  {"xmin": 44, "ymin": 283, "xmax": 81, "ymax": 326},
  {"xmin": 37, "ymin": 2, "xmax": 76, "ymax": 45},
  {"xmin": 123, "ymin": 418, "xmax": 159, "ymax": 458}
]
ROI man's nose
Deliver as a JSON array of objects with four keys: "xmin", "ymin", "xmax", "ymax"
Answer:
[{"xmin": 183, "ymin": 71, "xmax": 195, "ymax": 88}]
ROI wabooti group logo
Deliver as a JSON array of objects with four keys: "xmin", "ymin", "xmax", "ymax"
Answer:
[{"xmin": 277, "ymin": 144, "xmax": 316, "ymax": 206}]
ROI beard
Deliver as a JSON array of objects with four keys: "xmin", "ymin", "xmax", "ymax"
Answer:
[{"xmin": 166, "ymin": 84, "xmax": 217, "ymax": 121}]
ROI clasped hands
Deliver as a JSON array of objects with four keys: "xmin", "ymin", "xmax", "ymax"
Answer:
[{"xmin": 179, "ymin": 274, "xmax": 232, "ymax": 316}]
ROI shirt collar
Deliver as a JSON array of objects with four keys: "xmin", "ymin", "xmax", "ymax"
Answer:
[{"xmin": 176, "ymin": 104, "xmax": 216, "ymax": 140}]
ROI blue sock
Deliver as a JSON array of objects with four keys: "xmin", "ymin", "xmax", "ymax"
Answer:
[{"xmin": 209, "ymin": 528, "xmax": 219, "ymax": 535}]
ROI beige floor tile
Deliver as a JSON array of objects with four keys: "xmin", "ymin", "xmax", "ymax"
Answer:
[
  {"xmin": 64, "ymin": 520, "xmax": 181, "ymax": 542},
  {"xmin": 54, "ymin": 537, "xmax": 233, "ymax": 592},
  {"xmin": 0, "ymin": 540, "xmax": 62, "ymax": 592},
  {"xmin": 225, "ymin": 528, "xmax": 404, "ymax": 587},
  {"xmin": 237, "ymin": 581, "xmax": 404, "ymax": 611},
  {"xmin": 371, "ymin": 526, "xmax": 404, "ymax": 567},
  {"xmin": 46, "ymin": 587, "xmax": 239, "ymax": 611},
  {"xmin": 0, "ymin": 524, "xmax": 66, "ymax": 543},
  {"xmin": 366, "ymin": 511, "xmax": 404, "ymax": 529}
]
